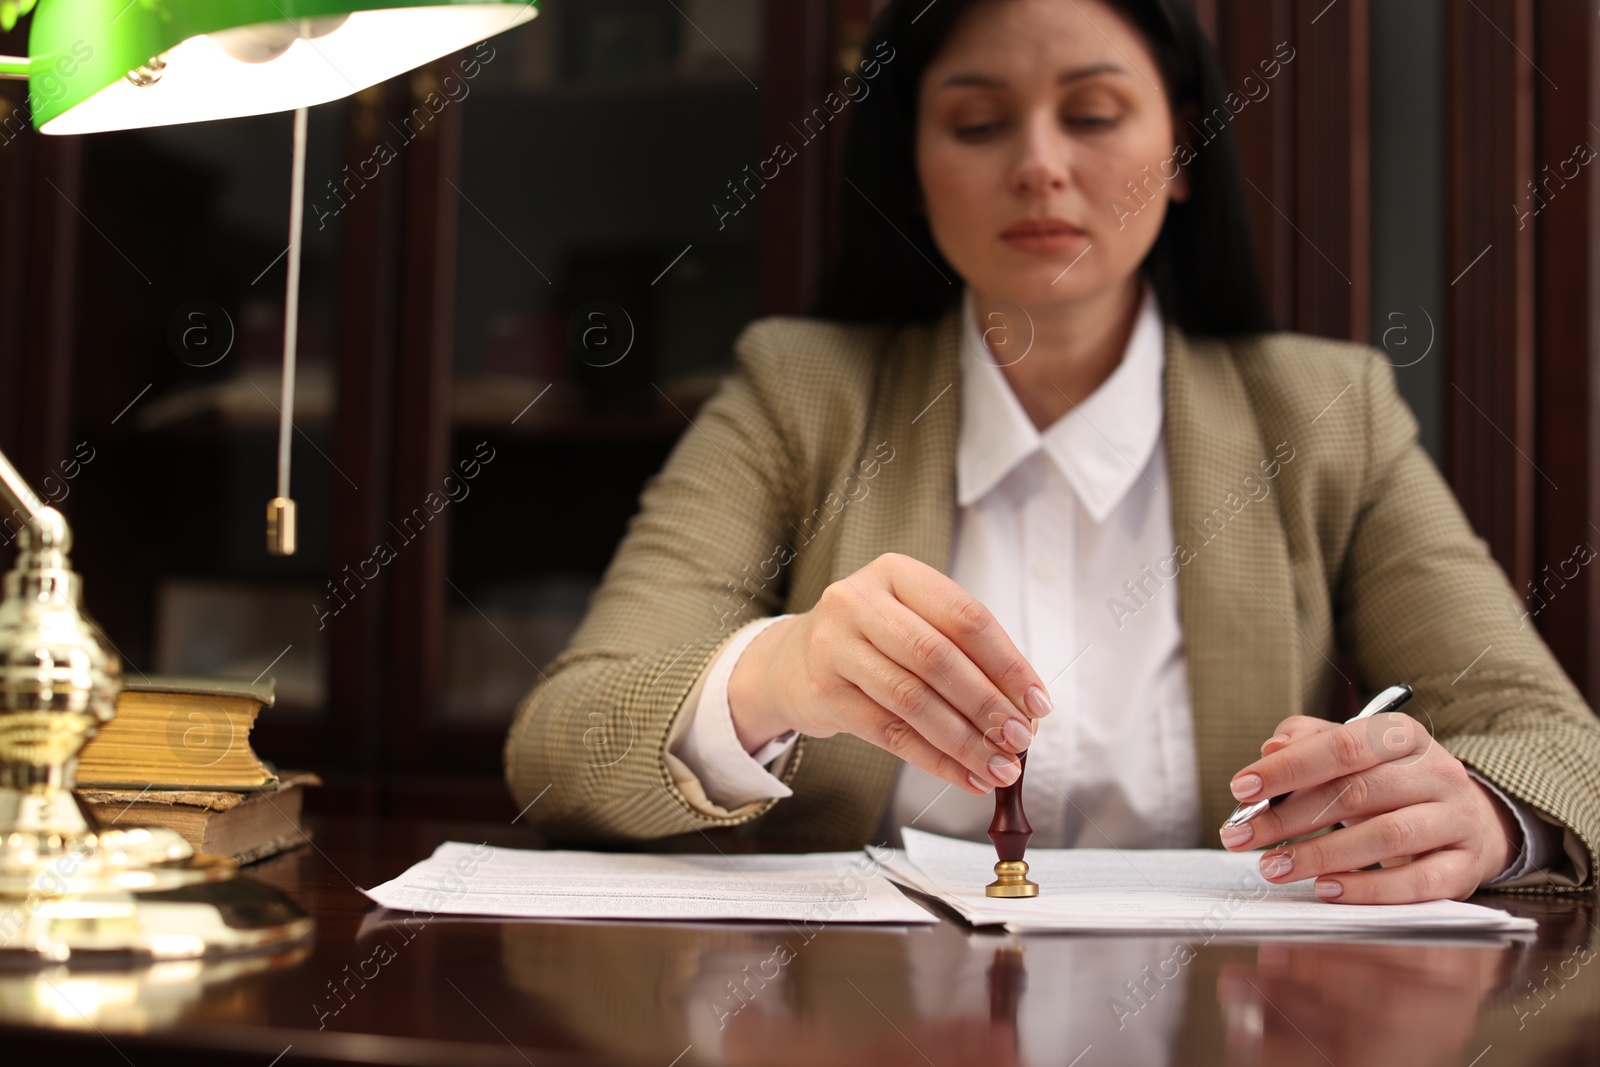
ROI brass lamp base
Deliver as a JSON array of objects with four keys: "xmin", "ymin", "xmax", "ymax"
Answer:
[
  {"xmin": 0, "ymin": 795, "xmax": 314, "ymax": 961},
  {"xmin": 0, "ymin": 467, "xmax": 314, "ymax": 962},
  {"xmin": 0, "ymin": 824, "xmax": 205, "ymax": 896},
  {"xmin": 2, "ymin": 865, "xmax": 314, "ymax": 962},
  {"xmin": 985, "ymin": 859, "xmax": 1040, "ymax": 898}
]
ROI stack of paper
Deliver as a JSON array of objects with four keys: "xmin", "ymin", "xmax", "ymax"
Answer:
[
  {"xmin": 363, "ymin": 841, "xmax": 935, "ymax": 924},
  {"xmin": 884, "ymin": 829, "xmax": 1536, "ymax": 935}
]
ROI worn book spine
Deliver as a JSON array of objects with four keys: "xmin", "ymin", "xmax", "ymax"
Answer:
[{"xmin": 77, "ymin": 772, "xmax": 317, "ymax": 865}]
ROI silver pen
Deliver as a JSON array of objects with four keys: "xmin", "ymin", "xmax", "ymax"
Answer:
[{"xmin": 1221, "ymin": 683, "xmax": 1415, "ymax": 830}]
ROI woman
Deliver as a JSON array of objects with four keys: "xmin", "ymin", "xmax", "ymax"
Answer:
[{"xmin": 505, "ymin": 0, "xmax": 1600, "ymax": 904}]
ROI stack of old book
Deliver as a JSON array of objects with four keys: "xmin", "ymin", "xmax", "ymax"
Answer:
[{"xmin": 73, "ymin": 675, "xmax": 316, "ymax": 865}]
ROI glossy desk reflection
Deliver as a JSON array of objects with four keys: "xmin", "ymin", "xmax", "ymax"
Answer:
[{"xmin": 0, "ymin": 817, "xmax": 1593, "ymax": 1067}]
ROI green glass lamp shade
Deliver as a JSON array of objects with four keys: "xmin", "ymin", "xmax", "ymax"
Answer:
[{"xmin": 24, "ymin": 0, "xmax": 537, "ymax": 134}]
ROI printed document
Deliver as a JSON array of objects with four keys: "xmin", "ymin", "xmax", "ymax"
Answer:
[
  {"xmin": 362, "ymin": 840, "xmax": 934, "ymax": 923},
  {"xmin": 886, "ymin": 828, "xmax": 1536, "ymax": 935}
]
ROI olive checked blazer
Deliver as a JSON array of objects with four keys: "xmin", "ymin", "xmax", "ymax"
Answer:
[{"xmin": 503, "ymin": 307, "xmax": 1600, "ymax": 886}]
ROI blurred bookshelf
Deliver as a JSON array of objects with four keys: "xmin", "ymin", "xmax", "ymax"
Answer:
[
  {"xmin": 0, "ymin": 0, "xmax": 872, "ymax": 820},
  {"xmin": 433, "ymin": 1, "xmax": 765, "ymax": 743}
]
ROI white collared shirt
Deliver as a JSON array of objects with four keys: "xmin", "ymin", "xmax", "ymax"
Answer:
[
  {"xmin": 669, "ymin": 284, "xmax": 1551, "ymax": 876},
  {"xmin": 896, "ymin": 281, "xmax": 1200, "ymax": 849},
  {"xmin": 675, "ymin": 281, "xmax": 1203, "ymax": 851}
]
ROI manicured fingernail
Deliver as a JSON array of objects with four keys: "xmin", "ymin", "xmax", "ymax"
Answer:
[
  {"xmin": 1219, "ymin": 823, "xmax": 1254, "ymax": 848},
  {"xmin": 1231, "ymin": 774, "xmax": 1263, "ymax": 800},
  {"xmin": 1314, "ymin": 879, "xmax": 1343, "ymax": 899},
  {"xmin": 1024, "ymin": 685, "xmax": 1052, "ymax": 717},
  {"xmin": 1261, "ymin": 850, "xmax": 1294, "ymax": 879},
  {"xmin": 1261, "ymin": 733, "xmax": 1289, "ymax": 752},
  {"xmin": 1002, "ymin": 718, "xmax": 1032, "ymax": 752},
  {"xmin": 988, "ymin": 754, "xmax": 1021, "ymax": 785},
  {"xmin": 968, "ymin": 773, "xmax": 993, "ymax": 794}
]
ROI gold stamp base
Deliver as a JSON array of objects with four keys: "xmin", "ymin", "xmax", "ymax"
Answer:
[{"xmin": 985, "ymin": 859, "xmax": 1040, "ymax": 898}]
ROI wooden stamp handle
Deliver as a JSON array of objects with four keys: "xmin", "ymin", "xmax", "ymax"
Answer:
[{"xmin": 987, "ymin": 750, "xmax": 1032, "ymax": 862}]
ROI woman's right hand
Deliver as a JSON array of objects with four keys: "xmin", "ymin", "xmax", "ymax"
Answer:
[{"xmin": 725, "ymin": 552, "xmax": 1052, "ymax": 794}]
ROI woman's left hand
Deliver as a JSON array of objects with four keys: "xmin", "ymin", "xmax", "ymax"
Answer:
[{"xmin": 1217, "ymin": 712, "xmax": 1522, "ymax": 903}]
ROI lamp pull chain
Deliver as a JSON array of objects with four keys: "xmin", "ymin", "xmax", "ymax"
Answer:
[{"xmin": 267, "ymin": 105, "xmax": 309, "ymax": 556}]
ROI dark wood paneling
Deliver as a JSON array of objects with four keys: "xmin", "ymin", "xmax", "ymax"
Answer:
[
  {"xmin": 329, "ymin": 85, "xmax": 403, "ymax": 771},
  {"xmin": 757, "ymin": 0, "xmax": 833, "ymax": 315},
  {"xmin": 1215, "ymin": 0, "xmax": 1369, "ymax": 338},
  {"xmin": 1292, "ymin": 0, "xmax": 1369, "ymax": 341},
  {"xmin": 1533, "ymin": 0, "xmax": 1600, "ymax": 702},
  {"xmin": 387, "ymin": 64, "xmax": 465, "ymax": 774},
  {"xmin": 0, "ymin": 112, "xmax": 78, "ymax": 493},
  {"xmin": 17, "ymin": 137, "xmax": 77, "ymax": 485},
  {"xmin": 1216, "ymin": 0, "xmax": 1295, "ymax": 329},
  {"xmin": 0, "ymin": 85, "xmax": 79, "ymax": 572},
  {"xmin": 1445, "ymin": 0, "xmax": 1537, "ymax": 595},
  {"xmin": 0, "ymin": 60, "xmax": 29, "ymax": 472}
]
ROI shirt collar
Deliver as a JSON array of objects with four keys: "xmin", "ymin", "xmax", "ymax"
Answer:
[{"xmin": 955, "ymin": 280, "xmax": 1166, "ymax": 522}]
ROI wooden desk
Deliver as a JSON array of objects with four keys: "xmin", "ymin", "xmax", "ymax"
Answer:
[{"xmin": 0, "ymin": 816, "xmax": 1595, "ymax": 1066}]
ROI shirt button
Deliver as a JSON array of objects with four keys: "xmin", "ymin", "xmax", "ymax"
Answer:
[{"xmin": 1032, "ymin": 561, "xmax": 1055, "ymax": 584}]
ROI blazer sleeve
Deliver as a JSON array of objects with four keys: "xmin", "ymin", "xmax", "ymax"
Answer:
[
  {"xmin": 503, "ymin": 320, "xmax": 808, "ymax": 841},
  {"xmin": 1335, "ymin": 351, "xmax": 1600, "ymax": 889}
]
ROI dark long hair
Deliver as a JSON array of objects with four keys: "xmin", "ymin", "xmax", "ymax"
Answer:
[{"xmin": 810, "ymin": 0, "xmax": 1273, "ymax": 336}]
